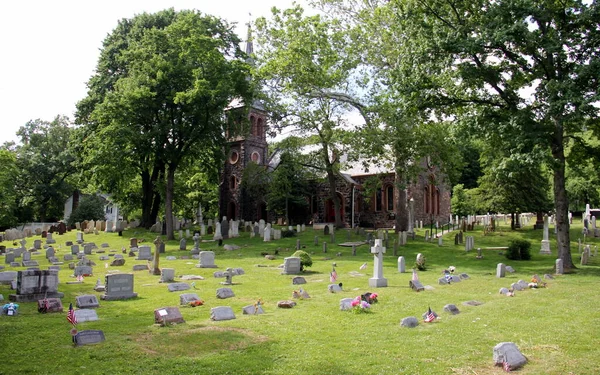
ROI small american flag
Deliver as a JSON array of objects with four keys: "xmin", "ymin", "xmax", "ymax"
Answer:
[
  {"xmin": 330, "ymin": 267, "xmax": 338, "ymax": 283},
  {"xmin": 67, "ymin": 303, "xmax": 77, "ymax": 325},
  {"xmin": 424, "ymin": 306, "xmax": 435, "ymax": 323},
  {"xmin": 412, "ymin": 269, "xmax": 419, "ymax": 281},
  {"xmin": 502, "ymin": 359, "xmax": 511, "ymax": 372},
  {"xmin": 359, "ymin": 263, "xmax": 367, "ymax": 270}
]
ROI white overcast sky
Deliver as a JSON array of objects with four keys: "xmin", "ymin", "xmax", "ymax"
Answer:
[{"xmin": 0, "ymin": 0, "xmax": 306, "ymax": 145}]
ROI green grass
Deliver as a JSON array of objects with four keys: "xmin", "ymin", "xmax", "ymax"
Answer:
[{"xmin": 1, "ymin": 221, "xmax": 599, "ymax": 375}]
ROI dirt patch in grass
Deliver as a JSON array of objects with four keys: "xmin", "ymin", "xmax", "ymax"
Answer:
[{"xmin": 132, "ymin": 326, "xmax": 269, "ymax": 357}]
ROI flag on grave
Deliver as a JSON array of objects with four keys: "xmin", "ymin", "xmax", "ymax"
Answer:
[
  {"xmin": 424, "ymin": 306, "xmax": 435, "ymax": 323},
  {"xmin": 412, "ymin": 268, "xmax": 419, "ymax": 281},
  {"xmin": 67, "ymin": 303, "xmax": 77, "ymax": 325}
]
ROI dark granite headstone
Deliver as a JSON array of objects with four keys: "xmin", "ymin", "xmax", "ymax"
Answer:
[
  {"xmin": 74, "ymin": 330, "xmax": 105, "ymax": 346},
  {"xmin": 154, "ymin": 306, "xmax": 185, "ymax": 326}
]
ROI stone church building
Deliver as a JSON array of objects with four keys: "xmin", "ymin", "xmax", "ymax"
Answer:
[{"xmin": 218, "ymin": 32, "xmax": 451, "ymax": 229}]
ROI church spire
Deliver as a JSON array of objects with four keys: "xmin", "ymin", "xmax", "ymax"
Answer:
[{"xmin": 245, "ymin": 17, "xmax": 254, "ymax": 56}]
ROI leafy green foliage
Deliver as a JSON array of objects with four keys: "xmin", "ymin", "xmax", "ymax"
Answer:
[
  {"xmin": 14, "ymin": 116, "xmax": 76, "ymax": 222},
  {"xmin": 67, "ymin": 194, "xmax": 107, "ymax": 227},
  {"xmin": 76, "ymin": 9, "xmax": 253, "ymax": 238},
  {"xmin": 0, "ymin": 149, "xmax": 18, "ymax": 228},
  {"xmin": 506, "ymin": 239, "xmax": 532, "ymax": 261},
  {"xmin": 291, "ymin": 249, "xmax": 313, "ymax": 270}
]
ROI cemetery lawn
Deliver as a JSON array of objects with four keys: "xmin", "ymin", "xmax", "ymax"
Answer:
[{"xmin": 1, "ymin": 222, "xmax": 599, "ymax": 375}]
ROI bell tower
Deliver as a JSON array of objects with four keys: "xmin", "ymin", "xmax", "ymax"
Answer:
[{"xmin": 219, "ymin": 24, "xmax": 269, "ymax": 221}]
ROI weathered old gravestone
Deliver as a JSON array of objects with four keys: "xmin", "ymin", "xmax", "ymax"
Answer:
[
  {"xmin": 397, "ymin": 256, "xmax": 406, "ymax": 273},
  {"xmin": 136, "ymin": 246, "xmax": 152, "ymax": 260},
  {"xmin": 74, "ymin": 309, "xmax": 99, "ymax": 322},
  {"xmin": 167, "ymin": 283, "xmax": 190, "ymax": 292},
  {"xmin": 196, "ymin": 251, "xmax": 217, "ymax": 268},
  {"xmin": 555, "ymin": 259, "xmax": 564, "ymax": 275},
  {"xmin": 493, "ymin": 342, "xmax": 527, "ymax": 371},
  {"xmin": 496, "ymin": 263, "xmax": 506, "ymax": 278},
  {"xmin": 216, "ymin": 287, "xmax": 235, "ymax": 299},
  {"xmin": 71, "ymin": 245, "xmax": 79, "ymax": 255},
  {"xmin": 210, "ymin": 306, "xmax": 236, "ymax": 321},
  {"xmin": 9, "ymin": 269, "xmax": 64, "ymax": 302},
  {"xmin": 0, "ymin": 271, "xmax": 18, "ymax": 285},
  {"xmin": 242, "ymin": 304, "xmax": 264, "ymax": 315},
  {"xmin": 74, "ymin": 330, "xmax": 105, "ymax": 346},
  {"xmin": 160, "ymin": 268, "xmax": 175, "ymax": 283},
  {"xmin": 292, "ymin": 276, "xmax": 306, "ymax": 285},
  {"xmin": 443, "ymin": 304, "xmax": 460, "ymax": 315},
  {"xmin": 37, "ymin": 297, "xmax": 63, "ymax": 313},
  {"xmin": 4, "ymin": 253, "xmax": 15, "ymax": 264},
  {"xmin": 540, "ymin": 215, "xmax": 552, "ymax": 254},
  {"xmin": 101, "ymin": 274, "xmax": 137, "ymax": 300},
  {"xmin": 76, "ymin": 294, "xmax": 100, "ymax": 308},
  {"xmin": 154, "ymin": 307, "xmax": 185, "ymax": 326},
  {"xmin": 369, "ymin": 239, "xmax": 387, "ymax": 287},
  {"xmin": 179, "ymin": 293, "xmax": 201, "ymax": 305},
  {"xmin": 282, "ymin": 257, "xmax": 302, "ymax": 275},
  {"xmin": 74, "ymin": 265, "xmax": 93, "ymax": 277},
  {"xmin": 400, "ymin": 316, "xmax": 419, "ymax": 328}
]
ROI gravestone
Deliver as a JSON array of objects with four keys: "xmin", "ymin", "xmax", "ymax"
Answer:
[
  {"xmin": 400, "ymin": 317, "xmax": 419, "ymax": 328},
  {"xmin": 179, "ymin": 238, "xmax": 186, "ymax": 251},
  {"xmin": 46, "ymin": 233, "xmax": 56, "ymax": 244},
  {"xmin": 196, "ymin": 251, "xmax": 217, "ymax": 268},
  {"xmin": 74, "ymin": 266, "xmax": 93, "ymax": 276},
  {"xmin": 76, "ymin": 295, "xmax": 100, "ymax": 308},
  {"xmin": 555, "ymin": 259, "xmax": 563, "ymax": 275},
  {"xmin": 167, "ymin": 283, "xmax": 190, "ymax": 292},
  {"xmin": 37, "ymin": 297, "xmax": 63, "ymax": 313},
  {"xmin": 444, "ymin": 304, "xmax": 460, "ymax": 314},
  {"xmin": 369, "ymin": 239, "xmax": 387, "ymax": 287},
  {"xmin": 101, "ymin": 273, "xmax": 137, "ymax": 300},
  {"xmin": 71, "ymin": 245, "xmax": 79, "ymax": 255},
  {"xmin": 397, "ymin": 256, "xmax": 406, "ymax": 273},
  {"xmin": 0, "ymin": 271, "xmax": 18, "ymax": 285},
  {"xmin": 216, "ymin": 287, "xmax": 235, "ymax": 299},
  {"xmin": 221, "ymin": 218, "xmax": 229, "ymax": 239},
  {"xmin": 496, "ymin": 263, "xmax": 506, "ymax": 278},
  {"xmin": 210, "ymin": 306, "xmax": 236, "ymax": 321},
  {"xmin": 74, "ymin": 309, "xmax": 99, "ymax": 322},
  {"xmin": 161, "ymin": 268, "xmax": 175, "ymax": 283},
  {"xmin": 540, "ymin": 215, "xmax": 552, "ymax": 254},
  {"xmin": 74, "ymin": 330, "xmax": 105, "ymax": 346},
  {"xmin": 339, "ymin": 298, "xmax": 355, "ymax": 311},
  {"xmin": 409, "ymin": 280, "xmax": 425, "ymax": 292},
  {"xmin": 242, "ymin": 304, "xmax": 264, "ymax": 315},
  {"xmin": 4, "ymin": 253, "xmax": 15, "ymax": 264},
  {"xmin": 132, "ymin": 264, "xmax": 148, "ymax": 271},
  {"xmin": 45, "ymin": 247, "xmax": 55, "ymax": 259},
  {"xmin": 22, "ymin": 252, "xmax": 31, "ymax": 262},
  {"xmin": 292, "ymin": 276, "xmax": 306, "ymax": 285},
  {"xmin": 493, "ymin": 342, "xmax": 528, "ymax": 371},
  {"xmin": 179, "ymin": 293, "xmax": 200, "ymax": 305},
  {"xmin": 83, "ymin": 244, "xmax": 94, "ymax": 255},
  {"xmin": 9, "ymin": 269, "xmax": 63, "ymax": 302},
  {"xmin": 282, "ymin": 257, "xmax": 302, "ymax": 275},
  {"xmin": 154, "ymin": 307, "xmax": 185, "ymax": 326},
  {"xmin": 136, "ymin": 246, "xmax": 152, "ymax": 260}
]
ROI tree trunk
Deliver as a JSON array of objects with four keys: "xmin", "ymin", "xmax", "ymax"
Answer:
[
  {"xmin": 165, "ymin": 166, "xmax": 175, "ymax": 241},
  {"xmin": 326, "ymin": 168, "xmax": 343, "ymax": 228},
  {"xmin": 140, "ymin": 161, "xmax": 164, "ymax": 228},
  {"xmin": 394, "ymin": 168, "xmax": 408, "ymax": 233},
  {"xmin": 552, "ymin": 119, "xmax": 574, "ymax": 270},
  {"xmin": 510, "ymin": 213, "xmax": 515, "ymax": 230}
]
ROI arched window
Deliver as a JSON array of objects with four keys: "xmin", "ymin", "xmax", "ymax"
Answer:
[
  {"xmin": 250, "ymin": 115, "xmax": 256, "ymax": 136},
  {"xmin": 424, "ymin": 187, "xmax": 429, "ymax": 214},
  {"xmin": 229, "ymin": 176, "xmax": 237, "ymax": 190},
  {"xmin": 386, "ymin": 185, "xmax": 394, "ymax": 211},
  {"xmin": 256, "ymin": 117, "xmax": 264, "ymax": 138}
]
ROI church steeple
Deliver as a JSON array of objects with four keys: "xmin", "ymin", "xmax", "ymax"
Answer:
[{"xmin": 245, "ymin": 21, "xmax": 254, "ymax": 56}]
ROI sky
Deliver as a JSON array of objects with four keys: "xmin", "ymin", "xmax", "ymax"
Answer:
[{"xmin": 0, "ymin": 0, "xmax": 305, "ymax": 145}]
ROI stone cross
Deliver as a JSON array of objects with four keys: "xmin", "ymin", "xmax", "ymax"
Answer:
[{"xmin": 369, "ymin": 239, "xmax": 388, "ymax": 287}]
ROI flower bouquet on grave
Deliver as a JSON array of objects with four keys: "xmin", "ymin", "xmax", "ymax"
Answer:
[
  {"xmin": 189, "ymin": 300, "xmax": 204, "ymax": 307},
  {"xmin": 350, "ymin": 296, "xmax": 372, "ymax": 314}
]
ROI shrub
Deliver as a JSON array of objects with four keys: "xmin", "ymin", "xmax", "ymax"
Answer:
[
  {"xmin": 67, "ymin": 194, "xmax": 107, "ymax": 227},
  {"xmin": 506, "ymin": 239, "xmax": 532, "ymax": 260},
  {"xmin": 281, "ymin": 229, "xmax": 297, "ymax": 238},
  {"xmin": 291, "ymin": 250, "xmax": 313, "ymax": 270}
]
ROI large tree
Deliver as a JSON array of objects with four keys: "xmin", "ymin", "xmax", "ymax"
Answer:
[
  {"xmin": 323, "ymin": 0, "xmax": 599, "ymax": 270},
  {"xmin": 255, "ymin": 5, "xmax": 366, "ymax": 228},
  {"xmin": 76, "ymin": 9, "xmax": 253, "ymax": 239},
  {"xmin": 0, "ymin": 149, "xmax": 19, "ymax": 228},
  {"xmin": 14, "ymin": 116, "xmax": 76, "ymax": 222}
]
